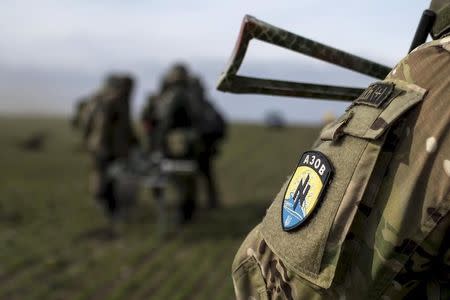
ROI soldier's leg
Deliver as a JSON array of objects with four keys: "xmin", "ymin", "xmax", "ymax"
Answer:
[
  {"xmin": 104, "ymin": 178, "xmax": 117, "ymax": 219},
  {"xmin": 90, "ymin": 157, "xmax": 107, "ymax": 205},
  {"xmin": 198, "ymin": 155, "xmax": 219, "ymax": 209},
  {"xmin": 177, "ymin": 174, "xmax": 197, "ymax": 223},
  {"xmin": 152, "ymin": 187, "xmax": 168, "ymax": 235},
  {"xmin": 91, "ymin": 155, "xmax": 118, "ymax": 219}
]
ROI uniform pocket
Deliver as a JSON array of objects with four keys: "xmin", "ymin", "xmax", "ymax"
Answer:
[
  {"xmin": 260, "ymin": 79, "xmax": 427, "ymax": 289},
  {"xmin": 232, "ymin": 256, "xmax": 269, "ymax": 300}
]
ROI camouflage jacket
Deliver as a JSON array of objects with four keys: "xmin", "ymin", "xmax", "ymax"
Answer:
[
  {"xmin": 86, "ymin": 89, "xmax": 136, "ymax": 158},
  {"xmin": 232, "ymin": 36, "xmax": 450, "ymax": 299},
  {"xmin": 153, "ymin": 85, "xmax": 200, "ymax": 158}
]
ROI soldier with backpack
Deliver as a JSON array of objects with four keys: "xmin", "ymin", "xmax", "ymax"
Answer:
[
  {"xmin": 86, "ymin": 74, "xmax": 138, "ymax": 221},
  {"xmin": 145, "ymin": 63, "xmax": 227, "ymax": 225}
]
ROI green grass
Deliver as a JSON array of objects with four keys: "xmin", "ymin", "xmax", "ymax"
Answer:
[{"xmin": 0, "ymin": 116, "xmax": 319, "ymax": 299}]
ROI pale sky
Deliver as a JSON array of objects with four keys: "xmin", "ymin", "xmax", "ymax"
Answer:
[{"xmin": 0, "ymin": 0, "xmax": 429, "ymax": 123}]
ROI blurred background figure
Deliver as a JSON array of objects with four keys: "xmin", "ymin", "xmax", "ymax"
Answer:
[
  {"xmin": 86, "ymin": 74, "xmax": 138, "ymax": 222},
  {"xmin": 147, "ymin": 63, "xmax": 226, "ymax": 226},
  {"xmin": 18, "ymin": 131, "xmax": 47, "ymax": 152},
  {"xmin": 264, "ymin": 111, "xmax": 286, "ymax": 129}
]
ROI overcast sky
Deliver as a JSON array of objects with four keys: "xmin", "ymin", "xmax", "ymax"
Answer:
[{"xmin": 0, "ymin": 0, "xmax": 429, "ymax": 123}]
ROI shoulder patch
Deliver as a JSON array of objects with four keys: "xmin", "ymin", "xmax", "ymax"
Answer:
[
  {"xmin": 282, "ymin": 151, "xmax": 333, "ymax": 231},
  {"xmin": 354, "ymin": 82, "xmax": 395, "ymax": 108}
]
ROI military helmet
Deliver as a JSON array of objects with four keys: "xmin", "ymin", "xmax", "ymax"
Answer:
[
  {"xmin": 430, "ymin": 0, "xmax": 450, "ymax": 38},
  {"xmin": 104, "ymin": 74, "xmax": 122, "ymax": 89},
  {"xmin": 119, "ymin": 75, "xmax": 134, "ymax": 91},
  {"xmin": 104, "ymin": 74, "xmax": 134, "ymax": 87},
  {"xmin": 164, "ymin": 63, "xmax": 189, "ymax": 85}
]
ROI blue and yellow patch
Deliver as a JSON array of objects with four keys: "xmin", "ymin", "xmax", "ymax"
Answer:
[{"xmin": 282, "ymin": 151, "xmax": 333, "ymax": 231}]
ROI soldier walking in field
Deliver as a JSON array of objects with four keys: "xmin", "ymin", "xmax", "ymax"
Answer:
[
  {"xmin": 86, "ymin": 74, "xmax": 138, "ymax": 221},
  {"xmin": 142, "ymin": 64, "xmax": 226, "ymax": 226},
  {"xmin": 150, "ymin": 64, "xmax": 201, "ymax": 224}
]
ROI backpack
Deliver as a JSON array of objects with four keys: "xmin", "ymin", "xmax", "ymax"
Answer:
[{"xmin": 195, "ymin": 99, "xmax": 226, "ymax": 147}]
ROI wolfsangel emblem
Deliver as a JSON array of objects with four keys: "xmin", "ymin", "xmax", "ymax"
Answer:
[{"xmin": 282, "ymin": 151, "xmax": 333, "ymax": 231}]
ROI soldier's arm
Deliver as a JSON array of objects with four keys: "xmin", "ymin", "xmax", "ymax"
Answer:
[
  {"xmin": 360, "ymin": 38, "xmax": 450, "ymax": 298},
  {"xmin": 84, "ymin": 100, "xmax": 98, "ymax": 139}
]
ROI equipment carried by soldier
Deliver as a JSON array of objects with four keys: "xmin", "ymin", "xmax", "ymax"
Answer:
[
  {"xmin": 107, "ymin": 148, "xmax": 197, "ymax": 233},
  {"xmin": 217, "ymin": 13, "xmax": 444, "ymax": 100},
  {"xmin": 195, "ymin": 99, "xmax": 226, "ymax": 146},
  {"xmin": 217, "ymin": 15, "xmax": 392, "ymax": 101},
  {"xmin": 107, "ymin": 149, "xmax": 197, "ymax": 189},
  {"xmin": 409, "ymin": 9, "xmax": 437, "ymax": 52}
]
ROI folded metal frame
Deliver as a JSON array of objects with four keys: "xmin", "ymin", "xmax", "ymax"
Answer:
[{"xmin": 216, "ymin": 15, "xmax": 392, "ymax": 102}]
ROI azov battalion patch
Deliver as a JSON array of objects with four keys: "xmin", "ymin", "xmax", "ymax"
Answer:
[{"xmin": 282, "ymin": 151, "xmax": 333, "ymax": 231}]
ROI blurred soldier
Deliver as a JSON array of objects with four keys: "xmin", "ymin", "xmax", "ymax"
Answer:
[
  {"xmin": 152, "ymin": 63, "xmax": 200, "ymax": 223},
  {"xmin": 145, "ymin": 64, "xmax": 226, "ymax": 223},
  {"xmin": 87, "ymin": 74, "xmax": 137, "ymax": 220},
  {"xmin": 232, "ymin": 1, "xmax": 450, "ymax": 299}
]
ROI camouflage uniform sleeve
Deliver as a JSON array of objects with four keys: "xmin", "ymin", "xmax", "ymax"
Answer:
[{"xmin": 382, "ymin": 37, "xmax": 450, "ymax": 298}]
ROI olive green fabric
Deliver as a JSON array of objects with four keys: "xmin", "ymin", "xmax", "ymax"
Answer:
[
  {"xmin": 86, "ymin": 77, "xmax": 137, "ymax": 204},
  {"xmin": 86, "ymin": 83, "xmax": 136, "ymax": 158},
  {"xmin": 232, "ymin": 36, "xmax": 450, "ymax": 299},
  {"xmin": 153, "ymin": 85, "xmax": 198, "ymax": 157},
  {"xmin": 261, "ymin": 81, "xmax": 425, "ymax": 288}
]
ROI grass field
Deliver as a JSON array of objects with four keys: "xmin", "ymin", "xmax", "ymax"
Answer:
[{"xmin": 0, "ymin": 116, "xmax": 320, "ymax": 300}]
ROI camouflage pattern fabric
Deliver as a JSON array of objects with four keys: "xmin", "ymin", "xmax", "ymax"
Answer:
[
  {"xmin": 216, "ymin": 15, "xmax": 390, "ymax": 100},
  {"xmin": 232, "ymin": 36, "xmax": 450, "ymax": 299},
  {"xmin": 87, "ymin": 85, "xmax": 136, "ymax": 159},
  {"xmin": 86, "ymin": 78, "xmax": 137, "ymax": 217},
  {"xmin": 150, "ymin": 75, "xmax": 201, "ymax": 225},
  {"xmin": 153, "ymin": 83, "xmax": 200, "ymax": 158}
]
